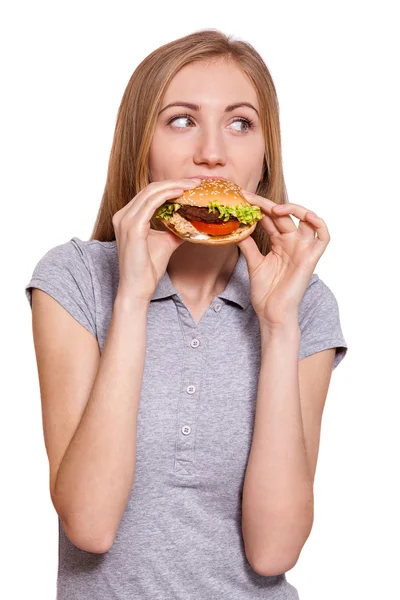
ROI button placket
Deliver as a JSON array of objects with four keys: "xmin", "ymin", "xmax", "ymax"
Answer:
[{"xmin": 173, "ymin": 311, "xmax": 205, "ymax": 475}]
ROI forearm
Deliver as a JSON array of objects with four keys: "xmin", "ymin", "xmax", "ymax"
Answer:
[
  {"xmin": 242, "ymin": 320, "xmax": 314, "ymax": 574},
  {"xmin": 54, "ymin": 293, "xmax": 149, "ymax": 552}
]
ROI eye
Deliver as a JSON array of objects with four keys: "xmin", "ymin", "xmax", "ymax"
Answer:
[
  {"xmin": 167, "ymin": 114, "xmax": 195, "ymax": 129},
  {"xmin": 230, "ymin": 118, "xmax": 255, "ymax": 133},
  {"xmin": 166, "ymin": 114, "xmax": 255, "ymax": 133}
]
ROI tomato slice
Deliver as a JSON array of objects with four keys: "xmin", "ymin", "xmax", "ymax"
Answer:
[{"xmin": 189, "ymin": 219, "xmax": 241, "ymax": 236}]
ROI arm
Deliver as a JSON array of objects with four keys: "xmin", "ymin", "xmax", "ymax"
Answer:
[
  {"xmin": 53, "ymin": 293, "xmax": 149, "ymax": 553},
  {"xmin": 241, "ymin": 319, "xmax": 335, "ymax": 576}
]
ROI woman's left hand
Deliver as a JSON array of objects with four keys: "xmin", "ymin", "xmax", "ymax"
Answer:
[{"xmin": 237, "ymin": 190, "xmax": 331, "ymax": 328}]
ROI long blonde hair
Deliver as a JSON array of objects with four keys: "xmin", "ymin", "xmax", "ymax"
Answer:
[{"xmin": 89, "ymin": 29, "xmax": 289, "ymax": 256}]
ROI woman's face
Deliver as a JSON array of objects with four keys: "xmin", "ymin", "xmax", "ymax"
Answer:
[{"xmin": 149, "ymin": 59, "xmax": 265, "ymax": 193}]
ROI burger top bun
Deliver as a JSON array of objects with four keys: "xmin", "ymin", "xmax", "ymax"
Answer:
[
  {"xmin": 159, "ymin": 178, "xmax": 261, "ymax": 246},
  {"xmin": 177, "ymin": 178, "xmax": 249, "ymax": 208}
]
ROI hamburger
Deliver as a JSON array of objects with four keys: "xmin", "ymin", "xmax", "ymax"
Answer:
[{"xmin": 154, "ymin": 178, "xmax": 264, "ymax": 245}]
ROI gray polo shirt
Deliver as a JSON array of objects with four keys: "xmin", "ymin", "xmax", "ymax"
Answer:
[{"xmin": 25, "ymin": 236, "xmax": 348, "ymax": 600}]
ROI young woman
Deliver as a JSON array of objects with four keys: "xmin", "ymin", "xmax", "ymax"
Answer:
[{"xmin": 25, "ymin": 29, "xmax": 348, "ymax": 600}]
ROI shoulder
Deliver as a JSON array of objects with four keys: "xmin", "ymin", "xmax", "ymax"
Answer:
[
  {"xmin": 299, "ymin": 273, "xmax": 341, "ymax": 326},
  {"xmin": 30, "ymin": 236, "xmax": 118, "ymax": 278},
  {"xmin": 25, "ymin": 237, "xmax": 105, "ymax": 339},
  {"xmin": 79, "ymin": 239, "xmax": 119, "ymax": 298},
  {"xmin": 70, "ymin": 236, "xmax": 118, "ymax": 269},
  {"xmin": 25, "ymin": 237, "xmax": 118, "ymax": 343},
  {"xmin": 29, "ymin": 236, "xmax": 94, "ymax": 273},
  {"xmin": 299, "ymin": 273, "xmax": 348, "ymax": 370}
]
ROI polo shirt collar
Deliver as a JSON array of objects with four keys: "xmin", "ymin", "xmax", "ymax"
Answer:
[{"xmin": 150, "ymin": 247, "xmax": 251, "ymax": 310}]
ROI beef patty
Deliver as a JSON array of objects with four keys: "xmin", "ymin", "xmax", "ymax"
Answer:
[{"xmin": 176, "ymin": 204, "xmax": 237, "ymax": 224}]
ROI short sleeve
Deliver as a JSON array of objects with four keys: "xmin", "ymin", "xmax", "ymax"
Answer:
[
  {"xmin": 299, "ymin": 275, "xmax": 348, "ymax": 370},
  {"xmin": 24, "ymin": 237, "xmax": 97, "ymax": 339}
]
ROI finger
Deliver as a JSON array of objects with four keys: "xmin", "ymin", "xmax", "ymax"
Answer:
[
  {"xmin": 169, "ymin": 233, "xmax": 187, "ymax": 251},
  {"xmin": 258, "ymin": 214, "xmax": 280, "ymax": 237},
  {"xmin": 241, "ymin": 191, "xmax": 299, "ymax": 234},
  {"xmin": 116, "ymin": 180, "xmax": 198, "ymax": 223},
  {"xmin": 271, "ymin": 204, "xmax": 317, "ymax": 235},
  {"xmin": 298, "ymin": 214, "xmax": 318, "ymax": 241},
  {"xmin": 115, "ymin": 188, "xmax": 184, "ymax": 236},
  {"xmin": 306, "ymin": 212, "xmax": 331, "ymax": 247},
  {"xmin": 240, "ymin": 189, "xmax": 278, "ymax": 213},
  {"xmin": 272, "ymin": 203, "xmax": 312, "ymax": 221},
  {"xmin": 240, "ymin": 189, "xmax": 300, "ymax": 236},
  {"xmin": 237, "ymin": 231, "xmax": 263, "ymax": 270},
  {"xmin": 269, "ymin": 208, "xmax": 298, "ymax": 233},
  {"xmin": 150, "ymin": 227, "xmax": 187, "ymax": 253},
  {"xmin": 131, "ymin": 187, "xmax": 184, "ymax": 222},
  {"xmin": 127, "ymin": 180, "xmax": 199, "ymax": 218}
]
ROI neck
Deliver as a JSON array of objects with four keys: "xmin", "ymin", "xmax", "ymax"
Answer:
[{"xmin": 167, "ymin": 242, "xmax": 240, "ymax": 303}]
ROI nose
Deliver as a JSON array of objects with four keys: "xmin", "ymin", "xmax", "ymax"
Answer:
[{"xmin": 193, "ymin": 125, "xmax": 227, "ymax": 168}]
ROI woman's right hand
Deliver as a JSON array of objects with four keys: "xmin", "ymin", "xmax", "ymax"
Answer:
[{"xmin": 112, "ymin": 178, "xmax": 201, "ymax": 303}]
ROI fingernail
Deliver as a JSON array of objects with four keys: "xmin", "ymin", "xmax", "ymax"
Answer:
[{"xmin": 187, "ymin": 178, "xmax": 202, "ymax": 184}]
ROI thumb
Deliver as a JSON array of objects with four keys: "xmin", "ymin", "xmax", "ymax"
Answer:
[
  {"xmin": 165, "ymin": 231, "xmax": 187, "ymax": 254},
  {"xmin": 237, "ymin": 234, "xmax": 262, "ymax": 272}
]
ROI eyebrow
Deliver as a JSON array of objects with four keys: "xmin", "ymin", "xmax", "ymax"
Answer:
[{"xmin": 158, "ymin": 101, "xmax": 260, "ymax": 118}]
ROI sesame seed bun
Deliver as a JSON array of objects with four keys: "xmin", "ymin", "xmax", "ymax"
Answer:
[{"xmin": 160, "ymin": 178, "xmax": 258, "ymax": 245}]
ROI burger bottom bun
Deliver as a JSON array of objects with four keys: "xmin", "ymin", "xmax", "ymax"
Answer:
[{"xmin": 160, "ymin": 211, "xmax": 257, "ymax": 246}]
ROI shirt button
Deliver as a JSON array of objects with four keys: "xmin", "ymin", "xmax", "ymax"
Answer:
[
  {"xmin": 190, "ymin": 339, "xmax": 200, "ymax": 348},
  {"xmin": 182, "ymin": 425, "xmax": 191, "ymax": 435},
  {"xmin": 214, "ymin": 303, "xmax": 222, "ymax": 312},
  {"xmin": 186, "ymin": 385, "xmax": 196, "ymax": 394}
]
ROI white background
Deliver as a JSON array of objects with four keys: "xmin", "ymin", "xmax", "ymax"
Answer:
[{"xmin": 2, "ymin": 1, "xmax": 399, "ymax": 598}]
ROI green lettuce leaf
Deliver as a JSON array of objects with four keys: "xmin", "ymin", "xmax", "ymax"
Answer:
[
  {"xmin": 154, "ymin": 202, "xmax": 182, "ymax": 220},
  {"xmin": 207, "ymin": 201, "xmax": 263, "ymax": 224},
  {"xmin": 154, "ymin": 201, "xmax": 263, "ymax": 225}
]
